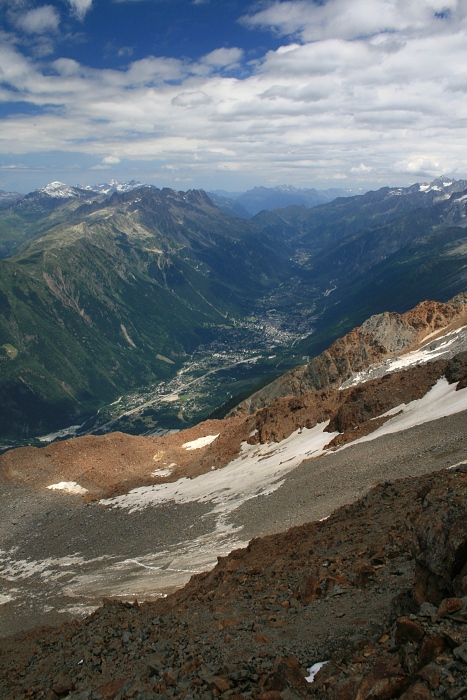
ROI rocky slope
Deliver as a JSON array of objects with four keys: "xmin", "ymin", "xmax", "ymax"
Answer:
[
  {"xmin": 231, "ymin": 293, "xmax": 467, "ymax": 416},
  {"xmin": 1, "ymin": 466, "xmax": 467, "ymax": 699}
]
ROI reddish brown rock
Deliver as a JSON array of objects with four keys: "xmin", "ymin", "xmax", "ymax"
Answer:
[
  {"xmin": 399, "ymin": 682, "xmax": 432, "ymax": 700},
  {"xmin": 355, "ymin": 660, "xmax": 410, "ymax": 700},
  {"xmin": 418, "ymin": 634, "xmax": 445, "ymax": 667},
  {"xmin": 438, "ymin": 597, "xmax": 463, "ymax": 617},
  {"xmin": 207, "ymin": 675, "xmax": 231, "ymax": 693},
  {"xmin": 51, "ymin": 673, "xmax": 74, "ymax": 695},
  {"xmin": 298, "ymin": 575, "xmax": 321, "ymax": 604},
  {"xmin": 98, "ymin": 679, "xmax": 127, "ymax": 700},
  {"xmin": 355, "ymin": 563, "xmax": 375, "ymax": 588},
  {"xmin": 395, "ymin": 617, "xmax": 425, "ymax": 645},
  {"xmin": 417, "ymin": 664, "xmax": 441, "ymax": 690},
  {"xmin": 268, "ymin": 657, "xmax": 309, "ymax": 695}
]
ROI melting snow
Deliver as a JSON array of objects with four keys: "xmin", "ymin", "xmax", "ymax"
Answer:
[
  {"xmin": 0, "ymin": 594, "xmax": 14, "ymax": 605},
  {"xmin": 102, "ymin": 421, "xmax": 338, "ymax": 513},
  {"xmin": 47, "ymin": 481, "xmax": 88, "ymax": 495},
  {"xmin": 343, "ymin": 378, "xmax": 467, "ymax": 449},
  {"xmin": 182, "ymin": 434, "xmax": 219, "ymax": 450},
  {"xmin": 102, "ymin": 376, "xmax": 467, "ymax": 516},
  {"xmin": 0, "ymin": 552, "xmax": 88, "ymax": 581},
  {"xmin": 151, "ymin": 468, "xmax": 174, "ymax": 477}
]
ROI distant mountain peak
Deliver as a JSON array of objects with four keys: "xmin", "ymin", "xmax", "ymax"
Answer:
[
  {"xmin": 40, "ymin": 181, "xmax": 82, "ymax": 198},
  {"xmin": 85, "ymin": 179, "xmax": 148, "ymax": 195},
  {"xmin": 418, "ymin": 176, "xmax": 467, "ymax": 194}
]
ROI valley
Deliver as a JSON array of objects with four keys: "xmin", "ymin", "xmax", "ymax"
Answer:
[{"xmin": 3, "ymin": 277, "xmax": 317, "ymax": 450}]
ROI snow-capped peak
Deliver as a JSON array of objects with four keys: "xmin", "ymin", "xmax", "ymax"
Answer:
[
  {"xmin": 40, "ymin": 182, "xmax": 79, "ymax": 198},
  {"xmin": 89, "ymin": 180, "xmax": 146, "ymax": 195}
]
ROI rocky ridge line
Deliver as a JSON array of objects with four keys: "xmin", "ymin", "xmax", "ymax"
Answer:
[{"xmin": 230, "ymin": 293, "xmax": 467, "ymax": 417}]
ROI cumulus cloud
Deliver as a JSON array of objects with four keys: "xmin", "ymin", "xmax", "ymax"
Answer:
[
  {"xmin": 395, "ymin": 156, "xmax": 444, "ymax": 175},
  {"xmin": 16, "ymin": 5, "xmax": 60, "ymax": 34},
  {"xmin": 201, "ymin": 47, "xmax": 243, "ymax": 69},
  {"xmin": 240, "ymin": 0, "xmax": 464, "ymax": 41},
  {"xmin": 68, "ymin": 0, "xmax": 93, "ymax": 21},
  {"xmin": 102, "ymin": 155, "xmax": 121, "ymax": 164},
  {"xmin": 351, "ymin": 163, "xmax": 373, "ymax": 174}
]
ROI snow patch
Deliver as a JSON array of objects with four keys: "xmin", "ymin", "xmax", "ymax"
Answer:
[
  {"xmin": 41, "ymin": 181, "xmax": 77, "ymax": 198},
  {"xmin": 0, "ymin": 552, "xmax": 88, "ymax": 581},
  {"xmin": 341, "ymin": 326, "xmax": 467, "ymax": 389},
  {"xmin": 102, "ymin": 421, "xmax": 338, "ymax": 513},
  {"xmin": 151, "ymin": 468, "xmax": 174, "ymax": 477},
  {"xmin": 343, "ymin": 379, "xmax": 467, "ymax": 449},
  {"xmin": 0, "ymin": 593, "xmax": 14, "ymax": 605},
  {"xmin": 182, "ymin": 434, "xmax": 219, "ymax": 450},
  {"xmin": 306, "ymin": 661, "xmax": 329, "ymax": 683},
  {"xmin": 47, "ymin": 481, "xmax": 88, "ymax": 495}
]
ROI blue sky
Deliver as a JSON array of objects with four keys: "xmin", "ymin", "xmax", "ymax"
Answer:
[{"xmin": 1, "ymin": 0, "xmax": 467, "ymax": 193}]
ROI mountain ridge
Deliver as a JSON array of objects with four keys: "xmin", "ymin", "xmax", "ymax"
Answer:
[{"xmin": 230, "ymin": 293, "xmax": 467, "ymax": 416}]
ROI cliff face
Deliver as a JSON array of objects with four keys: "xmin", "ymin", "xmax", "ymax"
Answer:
[{"xmin": 230, "ymin": 293, "xmax": 467, "ymax": 416}]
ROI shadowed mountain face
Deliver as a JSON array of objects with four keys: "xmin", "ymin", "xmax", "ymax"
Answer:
[
  {"xmin": 0, "ymin": 187, "xmax": 294, "ymax": 439},
  {"xmin": 2, "ymin": 178, "xmax": 467, "ymax": 441}
]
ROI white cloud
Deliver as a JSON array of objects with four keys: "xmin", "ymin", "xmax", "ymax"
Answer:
[
  {"xmin": 3, "ymin": 1, "xmax": 467, "ymax": 188},
  {"xmin": 351, "ymin": 163, "xmax": 373, "ymax": 174},
  {"xmin": 68, "ymin": 0, "xmax": 93, "ymax": 21},
  {"xmin": 171, "ymin": 91, "xmax": 212, "ymax": 107},
  {"xmin": 394, "ymin": 156, "xmax": 444, "ymax": 175},
  {"xmin": 201, "ymin": 47, "xmax": 243, "ymax": 69},
  {"xmin": 17, "ymin": 5, "xmax": 60, "ymax": 34},
  {"xmin": 240, "ymin": 0, "xmax": 464, "ymax": 42}
]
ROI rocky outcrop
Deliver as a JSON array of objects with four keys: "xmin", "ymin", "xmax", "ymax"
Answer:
[
  {"xmin": 230, "ymin": 293, "xmax": 467, "ymax": 416},
  {"xmin": 309, "ymin": 469, "xmax": 467, "ymax": 700}
]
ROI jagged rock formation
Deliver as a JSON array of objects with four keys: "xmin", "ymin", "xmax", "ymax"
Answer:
[
  {"xmin": 230, "ymin": 293, "xmax": 467, "ymax": 416},
  {"xmin": 1, "ymin": 466, "xmax": 467, "ymax": 699}
]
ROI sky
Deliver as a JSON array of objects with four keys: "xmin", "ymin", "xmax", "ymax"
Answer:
[{"xmin": 1, "ymin": 0, "xmax": 467, "ymax": 193}]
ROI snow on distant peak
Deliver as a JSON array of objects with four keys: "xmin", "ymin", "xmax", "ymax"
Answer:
[
  {"xmin": 41, "ymin": 182, "xmax": 78, "ymax": 198},
  {"xmin": 91, "ymin": 180, "xmax": 146, "ymax": 195}
]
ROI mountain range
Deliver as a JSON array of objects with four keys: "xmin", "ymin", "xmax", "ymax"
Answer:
[{"xmin": 1, "ymin": 176, "xmax": 467, "ymax": 443}]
